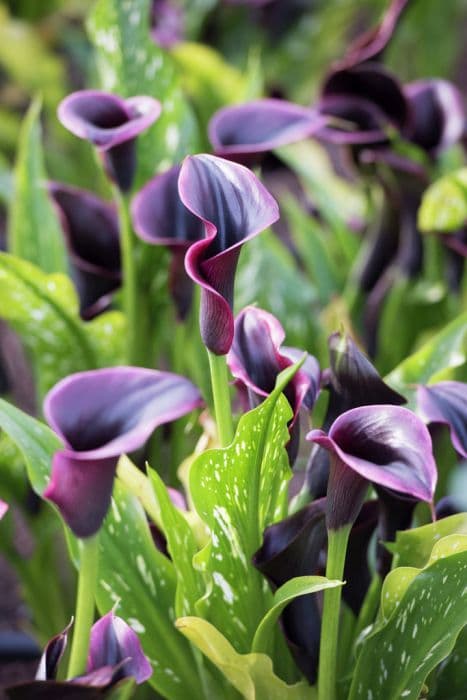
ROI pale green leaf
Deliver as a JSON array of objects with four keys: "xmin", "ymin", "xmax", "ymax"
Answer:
[
  {"xmin": 418, "ymin": 168, "xmax": 467, "ymax": 233},
  {"xmin": 387, "ymin": 514, "xmax": 467, "ymax": 569}
]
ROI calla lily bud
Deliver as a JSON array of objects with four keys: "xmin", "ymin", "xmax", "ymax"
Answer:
[
  {"xmin": 178, "ymin": 154, "xmax": 279, "ymax": 354},
  {"xmin": 87, "ymin": 611, "xmax": 152, "ymax": 684},
  {"xmin": 208, "ymin": 99, "xmax": 325, "ymax": 164},
  {"xmin": 58, "ymin": 91, "xmax": 161, "ymax": 191},
  {"xmin": 253, "ymin": 499, "xmax": 327, "ymax": 683},
  {"xmin": 49, "ymin": 183, "xmax": 121, "ymax": 317},
  {"xmin": 308, "ymin": 405, "xmax": 437, "ymax": 530},
  {"xmin": 35, "ymin": 621, "xmax": 72, "ymax": 681},
  {"xmin": 44, "ymin": 367, "xmax": 202, "ymax": 537},
  {"xmin": 416, "ymin": 381, "xmax": 467, "ymax": 458}
]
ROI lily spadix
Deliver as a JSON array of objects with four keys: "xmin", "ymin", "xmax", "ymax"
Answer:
[
  {"xmin": 417, "ymin": 380, "xmax": 467, "ymax": 458},
  {"xmin": 43, "ymin": 367, "xmax": 202, "ymax": 537},
  {"xmin": 131, "ymin": 164, "xmax": 204, "ymax": 319},
  {"xmin": 58, "ymin": 91, "xmax": 161, "ymax": 191},
  {"xmin": 178, "ymin": 154, "xmax": 279, "ymax": 354},
  {"xmin": 49, "ymin": 183, "xmax": 121, "ymax": 318}
]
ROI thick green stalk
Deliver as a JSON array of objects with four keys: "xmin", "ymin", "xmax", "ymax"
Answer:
[
  {"xmin": 318, "ymin": 524, "xmax": 351, "ymax": 700},
  {"xmin": 67, "ymin": 535, "xmax": 100, "ymax": 679},
  {"xmin": 207, "ymin": 350, "xmax": 233, "ymax": 447}
]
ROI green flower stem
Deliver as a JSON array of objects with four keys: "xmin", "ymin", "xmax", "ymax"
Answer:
[
  {"xmin": 207, "ymin": 350, "xmax": 233, "ymax": 447},
  {"xmin": 67, "ymin": 534, "xmax": 100, "ymax": 679},
  {"xmin": 318, "ymin": 524, "xmax": 351, "ymax": 700},
  {"xmin": 114, "ymin": 188, "xmax": 142, "ymax": 366}
]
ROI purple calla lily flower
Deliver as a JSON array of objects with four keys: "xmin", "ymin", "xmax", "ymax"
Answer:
[
  {"xmin": 43, "ymin": 367, "xmax": 202, "ymax": 537},
  {"xmin": 58, "ymin": 91, "xmax": 161, "ymax": 191},
  {"xmin": 131, "ymin": 164, "xmax": 204, "ymax": 320},
  {"xmin": 36, "ymin": 621, "xmax": 72, "ymax": 681},
  {"xmin": 208, "ymin": 99, "xmax": 325, "ymax": 163},
  {"xmin": 417, "ymin": 381, "xmax": 467, "ymax": 458},
  {"xmin": 178, "ymin": 154, "xmax": 279, "ymax": 354},
  {"xmin": 87, "ymin": 611, "xmax": 152, "ymax": 684},
  {"xmin": 227, "ymin": 306, "xmax": 320, "ymax": 460},
  {"xmin": 308, "ymin": 405, "xmax": 437, "ymax": 530},
  {"xmin": 0, "ymin": 499, "xmax": 7, "ymax": 520},
  {"xmin": 404, "ymin": 79, "xmax": 465, "ymax": 154},
  {"xmin": 49, "ymin": 183, "xmax": 121, "ymax": 318}
]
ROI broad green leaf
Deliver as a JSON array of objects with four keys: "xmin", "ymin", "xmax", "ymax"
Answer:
[
  {"xmin": 189, "ymin": 365, "xmax": 296, "ymax": 652},
  {"xmin": 349, "ymin": 537, "xmax": 467, "ymax": 700},
  {"xmin": 9, "ymin": 98, "xmax": 67, "ymax": 273},
  {"xmin": 176, "ymin": 617, "xmax": 313, "ymax": 700},
  {"xmin": 87, "ymin": 0, "xmax": 199, "ymax": 183},
  {"xmin": 418, "ymin": 168, "xmax": 467, "ymax": 233},
  {"xmin": 106, "ymin": 678, "xmax": 136, "ymax": 700},
  {"xmin": 385, "ymin": 311, "xmax": 467, "ymax": 409},
  {"xmin": 98, "ymin": 478, "xmax": 205, "ymax": 700},
  {"xmin": 0, "ymin": 253, "xmax": 125, "ymax": 396},
  {"xmin": 148, "ymin": 466, "xmax": 204, "ymax": 617},
  {"xmin": 0, "ymin": 397, "xmax": 60, "ymax": 494},
  {"xmin": 387, "ymin": 514, "xmax": 467, "ymax": 568},
  {"xmin": 251, "ymin": 576, "xmax": 343, "ymax": 654},
  {"xmin": 429, "ymin": 626, "xmax": 467, "ymax": 699}
]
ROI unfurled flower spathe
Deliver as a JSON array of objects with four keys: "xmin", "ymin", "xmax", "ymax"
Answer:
[
  {"xmin": 44, "ymin": 367, "xmax": 202, "ymax": 537},
  {"xmin": 178, "ymin": 154, "xmax": 279, "ymax": 354},
  {"xmin": 308, "ymin": 405, "xmax": 437, "ymax": 530},
  {"xmin": 58, "ymin": 91, "xmax": 161, "ymax": 191},
  {"xmin": 417, "ymin": 381, "xmax": 467, "ymax": 458}
]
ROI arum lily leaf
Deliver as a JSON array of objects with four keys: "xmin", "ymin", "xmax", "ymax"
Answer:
[
  {"xmin": 0, "ymin": 398, "xmax": 60, "ymax": 494},
  {"xmin": 387, "ymin": 513, "xmax": 467, "ymax": 568},
  {"xmin": 98, "ymin": 479, "xmax": 204, "ymax": 700},
  {"xmin": 429, "ymin": 626, "xmax": 467, "ymax": 700},
  {"xmin": 385, "ymin": 311, "xmax": 467, "ymax": 409},
  {"xmin": 87, "ymin": 0, "xmax": 198, "ymax": 183},
  {"xmin": 176, "ymin": 617, "xmax": 313, "ymax": 700},
  {"xmin": 0, "ymin": 253, "xmax": 125, "ymax": 396},
  {"xmin": 189, "ymin": 365, "xmax": 297, "ymax": 651},
  {"xmin": 9, "ymin": 98, "xmax": 67, "ymax": 274},
  {"xmin": 251, "ymin": 576, "xmax": 342, "ymax": 654},
  {"xmin": 418, "ymin": 168, "xmax": 467, "ymax": 232},
  {"xmin": 349, "ymin": 536, "xmax": 467, "ymax": 700}
]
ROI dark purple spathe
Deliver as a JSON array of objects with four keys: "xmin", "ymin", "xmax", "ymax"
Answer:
[
  {"xmin": 178, "ymin": 154, "xmax": 279, "ymax": 354},
  {"xmin": 87, "ymin": 611, "xmax": 152, "ymax": 684},
  {"xmin": 44, "ymin": 367, "xmax": 202, "ymax": 537},
  {"xmin": 208, "ymin": 99, "xmax": 325, "ymax": 163},
  {"xmin": 58, "ymin": 91, "xmax": 161, "ymax": 191},
  {"xmin": 417, "ymin": 381, "xmax": 467, "ymax": 458}
]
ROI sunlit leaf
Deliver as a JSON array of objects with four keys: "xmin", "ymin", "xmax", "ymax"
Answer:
[{"xmin": 418, "ymin": 168, "xmax": 467, "ymax": 233}]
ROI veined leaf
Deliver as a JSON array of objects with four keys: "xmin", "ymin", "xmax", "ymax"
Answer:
[
  {"xmin": 87, "ymin": 0, "xmax": 199, "ymax": 183},
  {"xmin": 0, "ymin": 252, "xmax": 125, "ymax": 396},
  {"xmin": 349, "ymin": 535, "xmax": 467, "ymax": 700},
  {"xmin": 387, "ymin": 513, "xmax": 467, "ymax": 569},
  {"xmin": 176, "ymin": 617, "xmax": 313, "ymax": 700},
  {"xmin": 385, "ymin": 311, "xmax": 467, "ymax": 409},
  {"xmin": 251, "ymin": 576, "xmax": 342, "ymax": 654},
  {"xmin": 9, "ymin": 98, "xmax": 67, "ymax": 273},
  {"xmin": 189, "ymin": 365, "xmax": 296, "ymax": 652}
]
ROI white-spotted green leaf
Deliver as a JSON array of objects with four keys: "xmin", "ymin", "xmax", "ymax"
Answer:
[
  {"xmin": 189, "ymin": 364, "xmax": 298, "ymax": 652},
  {"xmin": 176, "ymin": 617, "xmax": 313, "ymax": 700},
  {"xmin": 387, "ymin": 513, "xmax": 467, "ymax": 569},
  {"xmin": 418, "ymin": 168, "xmax": 467, "ymax": 233},
  {"xmin": 0, "ymin": 397, "xmax": 60, "ymax": 494},
  {"xmin": 97, "ymin": 478, "xmax": 205, "ymax": 700},
  {"xmin": 349, "ymin": 536, "xmax": 467, "ymax": 700},
  {"xmin": 87, "ymin": 0, "xmax": 199, "ymax": 184},
  {"xmin": 385, "ymin": 311, "xmax": 467, "ymax": 409},
  {"xmin": 429, "ymin": 626, "xmax": 467, "ymax": 699},
  {"xmin": 251, "ymin": 576, "xmax": 343, "ymax": 654},
  {"xmin": 8, "ymin": 98, "xmax": 67, "ymax": 273},
  {"xmin": 0, "ymin": 253, "xmax": 125, "ymax": 396}
]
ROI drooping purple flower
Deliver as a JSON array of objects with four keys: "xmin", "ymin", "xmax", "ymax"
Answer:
[
  {"xmin": 208, "ymin": 99, "xmax": 324, "ymax": 164},
  {"xmin": 58, "ymin": 91, "xmax": 161, "ymax": 191},
  {"xmin": 253, "ymin": 499, "xmax": 327, "ymax": 683},
  {"xmin": 43, "ymin": 367, "xmax": 202, "ymax": 537},
  {"xmin": 227, "ymin": 306, "xmax": 320, "ymax": 460},
  {"xmin": 308, "ymin": 405, "xmax": 437, "ymax": 530},
  {"xmin": 131, "ymin": 164, "xmax": 204, "ymax": 319},
  {"xmin": 87, "ymin": 611, "xmax": 152, "ymax": 684},
  {"xmin": 404, "ymin": 79, "xmax": 465, "ymax": 155},
  {"xmin": 49, "ymin": 183, "xmax": 121, "ymax": 318},
  {"xmin": 417, "ymin": 381, "xmax": 467, "ymax": 458},
  {"xmin": 178, "ymin": 154, "xmax": 279, "ymax": 354},
  {"xmin": 150, "ymin": 0, "xmax": 184, "ymax": 49}
]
